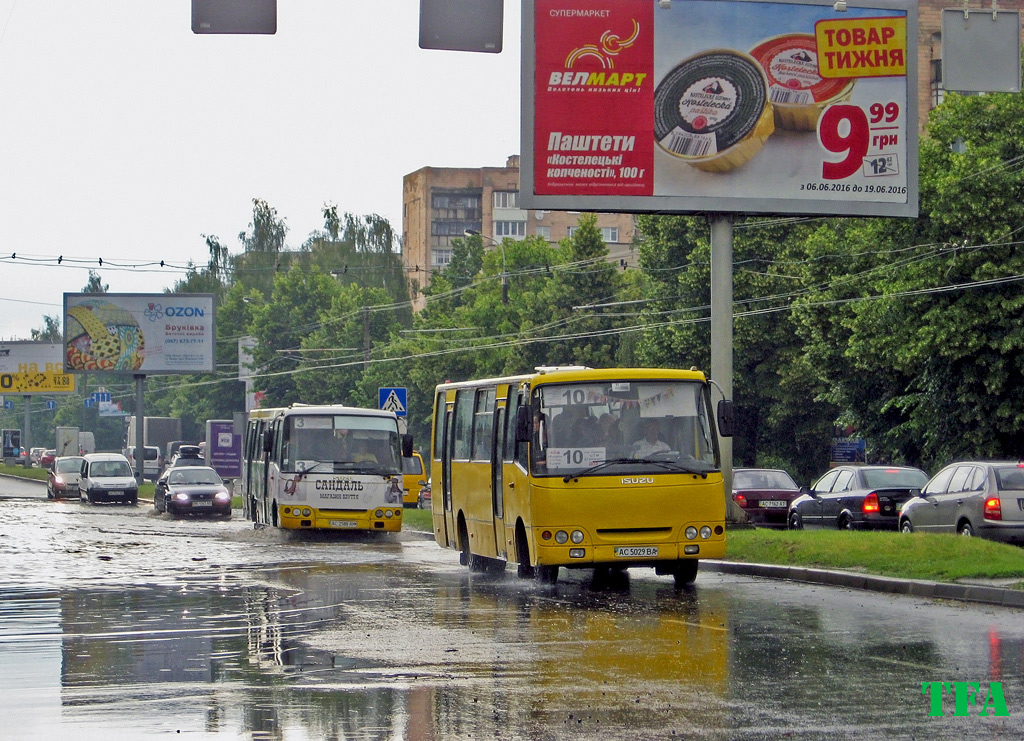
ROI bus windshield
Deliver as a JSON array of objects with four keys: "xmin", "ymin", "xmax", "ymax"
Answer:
[
  {"xmin": 282, "ymin": 415, "xmax": 401, "ymax": 475},
  {"xmin": 531, "ymin": 380, "xmax": 718, "ymax": 478}
]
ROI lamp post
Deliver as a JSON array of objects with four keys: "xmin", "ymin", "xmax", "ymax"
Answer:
[{"xmin": 464, "ymin": 229, "xmax": 508, "ymax": 304}]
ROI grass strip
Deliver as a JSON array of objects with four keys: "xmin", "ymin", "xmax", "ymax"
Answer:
[{"xmin": 725, "ymin": 527, "xmax": 1024, "ymax": 587}]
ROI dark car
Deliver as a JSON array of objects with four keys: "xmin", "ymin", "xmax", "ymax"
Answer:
[
  {"xmin": 899, "ymin": 461, "xmax": 1024, "ymax": 544},
  {"xmin": 417, "ymin": 478, "xmax": 432, "ymax": 510},
  {"xmin": 154, "ymin": 465, "xmax": 232, "ymax": 518},
  {"xmin": 47, "ymin": 455, "xmax": 85, "ymax": 499},
  {"xmin": 732, "ymin": 468, "xmax": 801, "ymax": 528},
  {"xmin": 789, "ymin": 465, "xmax": 928, "ymax": 531}
]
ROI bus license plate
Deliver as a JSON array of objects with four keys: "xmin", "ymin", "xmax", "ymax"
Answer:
[
  {"xmin": 759, "ymin": 500, "xmax": 786, "ymax": 508},
  {"xmin": 615, "ymin": 547, "xmax": 658, "ymax": 558},
  {"xmin": 329, "ymin": 520, "xmax": 358, "ymax": 528}
]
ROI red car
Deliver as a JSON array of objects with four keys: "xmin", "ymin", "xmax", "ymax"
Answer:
[
  {"xmin": 732, "ymin": 468, "xmax": 802, "ymax": 528},
  {"xmin": 39, "ymin": 449, "xmax": 57, "ymax": 468}
]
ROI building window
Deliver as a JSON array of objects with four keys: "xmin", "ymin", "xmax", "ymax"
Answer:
[
  {"xmin": 535, "ymin": 225, "xmax": 551, "ymax": 241},
  {"xmin": 494, "ymin": 221, "xmax": 525, "ymax": 238},
  {"xmin": 567, "ymin": 226, "xmax": 577, "ymax": 238},
  {"xmin": 601, "ymin": 227, "xmax": 619, "ymax": 243},
  {"xmin": 493, "ymin": 191, "xmax": 519, "ymax": 209},
  {"xmin": 931, "ymin": 58, "xmax": 944, "ymax": 109},
  {"xmin": 432, "ymin": 249, "xmax": 452, "ymax": 268}
]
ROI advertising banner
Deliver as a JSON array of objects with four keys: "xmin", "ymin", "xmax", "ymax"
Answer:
[
  {"xmin": 0, "ymin": 342, "xmax": 76, "ymax": 394},
  {"xmin": 523, "ymin": 0, "xmax": 917, "ymax": 217},
  {"xmin": 206, "ymin": 419, "xmax": 242, "ymax": 479},
  {"xmin": 63, "ymin": 294, "xmax": 216, "ymax": 375}
]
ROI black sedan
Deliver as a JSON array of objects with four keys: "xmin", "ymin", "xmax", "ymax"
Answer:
[
  {"xmin": 732, "ymin": 468, "xmax": 801, "ymax": 528},
  {"xmin": 154, "ymin": 466, "xmax": 232, "ymax": 518},
  {"xmin": 788, "ymin": 465, "xmax": 928, "ymax": 531}
]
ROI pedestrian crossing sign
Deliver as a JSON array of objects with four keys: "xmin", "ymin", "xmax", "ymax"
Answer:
[{"xmin": 378, "ymin": 387, "xmax": 408, "ymax": 417}]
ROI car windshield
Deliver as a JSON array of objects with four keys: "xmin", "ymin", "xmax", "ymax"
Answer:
[
  {"xmin": 169, "ymin": 469, "xmax": 221, "ymax": 486},
  {"xmin": 283, "ymin": 414, "xmax": 401, "ymax": 475},
  {"xmin": 402, "ymin": 456, "xmax": 423, "ymax": 475},
  {"xmin": 861, "ymin": 468, "xmax": 928, "ymax": 488},
  {"xmin": 995, "ymin": 466, "xmax": 1024, "ymax": 490},
  {"xmin": 94, "ymin": 460, "xmax": 132, "ymax": 477},
  {"xmin": 733, "ymin": 470, "xmax": 797, "ymax": 490},
  {"xmin": 530, "ymin": 379, "xmax": 718, "ymax": 478},
  {"xmin": 55, "ymin": 458, "xmax": 83, "ymax": 474}
]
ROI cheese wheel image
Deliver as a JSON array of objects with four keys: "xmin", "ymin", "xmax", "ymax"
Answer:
[
  {"xmin": 750, "ymin": 33, "xmax": 854, "ymax": 131},
  {"xmin": 654, "ymin": 49, "xmax": 775, "ymax": 173}
]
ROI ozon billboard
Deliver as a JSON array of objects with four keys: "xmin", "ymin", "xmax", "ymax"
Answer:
[
  {"xmin": 522, "ymin": 0, "xmax": 918, "ymax": 217},
  {"xmin": 63, "ymin": 293, "xmax": 216, "ymax": 375}
]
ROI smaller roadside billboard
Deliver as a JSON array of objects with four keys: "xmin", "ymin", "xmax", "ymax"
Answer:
[
  {"xmin": 63, "ymin": 294, "xmax": 216, "ymax": 375},
  {"xmin": 0, "ymin": 342, "xmax": 76, "ymax": 394}
]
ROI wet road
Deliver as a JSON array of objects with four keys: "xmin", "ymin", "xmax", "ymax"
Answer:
[{"xmin": 2, "ymin": 475, "xmax": 1023, "ymax": 739}]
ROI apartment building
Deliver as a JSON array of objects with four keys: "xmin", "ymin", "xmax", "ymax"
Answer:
[{"xmin": 402, "ymin": 155, "xmax": 637, "ymax": 304}]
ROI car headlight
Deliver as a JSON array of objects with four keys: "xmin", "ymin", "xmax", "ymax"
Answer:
[
  {"xmin": 173, "ymin": 492, "xmax": 191, "ymax": 502},
  {"xmin": 214, "ymin": 491, "xmax": 231, "ymax": 502}
]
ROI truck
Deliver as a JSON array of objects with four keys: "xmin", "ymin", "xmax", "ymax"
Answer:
[{"xmin": 125, "ymin": 416, "xmax": 182, "ymax": 469}]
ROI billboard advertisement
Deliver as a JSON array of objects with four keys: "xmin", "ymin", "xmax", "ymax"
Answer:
[
  {"xmin": 63, "ymin": 294, "xmax": 216, "ymax": 375},
  {"xmin": 206, "ymin": 419, "xmax": 242, "ymax": 479},
  {"xmin": 522, "ymin": 0, "xmax": 917, "ymax": 217},
  {"xmin": 0, "ymin": 342, "xmax": 76, "ymax": 394}
]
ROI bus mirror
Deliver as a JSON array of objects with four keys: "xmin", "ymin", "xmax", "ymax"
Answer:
[
  {"xmin": 717, "ymin": 399, "xmax": 735, "ymax": 438},
  {"xmin": 515, "ymin": 406, "xmax": 532, "ymax": 443},
  {"xmin": 402, "ymin": 434, "xmax": 414, "ymax": 458},
  {"xmin": 262, "ymin": 429, "xmax": 274, "ymax": 453}
]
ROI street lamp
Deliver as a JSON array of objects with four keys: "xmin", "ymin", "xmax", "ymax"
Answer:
[{"xmin": 464, "ymin": 229, "xmax": 508, "ymax": 304}]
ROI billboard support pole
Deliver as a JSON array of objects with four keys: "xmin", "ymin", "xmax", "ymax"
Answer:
[
  {"xmin": 710, "ymin": 214, "xmax": 744, "ymax": 523},
  {"xmin": 23, "ymin": 395, "xmax": 31, "ymax": 467},
  {"xmin": 134, "ymin": 375, "xmax": 145, "ymax": 485}
]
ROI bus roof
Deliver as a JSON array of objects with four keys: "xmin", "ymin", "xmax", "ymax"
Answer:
[
  {"xmin": 435, "ymin": 367, "xmax": 709, "ymax": 392},
  {"xmin": 246, "ymin": 404, "xmax": 399, "ymax": 421}
]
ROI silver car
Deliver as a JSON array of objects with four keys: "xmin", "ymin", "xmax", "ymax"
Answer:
[{"xmin": 899, "ymin": 461, "xmax": 1024, "ymax": 544}]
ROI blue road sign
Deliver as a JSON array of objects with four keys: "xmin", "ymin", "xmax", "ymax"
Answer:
[
  {"xmin": 378, "ymin": 387, "xmax": 408, "ymax": 417},
  {"xmin": 46, "ymin": 400, "xmax": 57, "ymax": 411}
]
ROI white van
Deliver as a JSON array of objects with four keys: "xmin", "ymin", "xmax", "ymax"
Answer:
[
  {"xmin": 125, "ymin": 445, "xmax": 161, "ymax": 481},
  {"xmin": 81, "ymin": 453, "xmax": 139, "ymax": 505}
]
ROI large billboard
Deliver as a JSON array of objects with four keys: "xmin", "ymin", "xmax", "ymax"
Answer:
[
  {"xmin": 0, "ymin": 342, "xmax": 76, "ymax": 394},
  {"xmin": 63, "ymin": 294, "xmax": 216, "ymax": 375},
  {"xmin": 522, "ymin": 0, "xmax": 918, "ymax": 217}
]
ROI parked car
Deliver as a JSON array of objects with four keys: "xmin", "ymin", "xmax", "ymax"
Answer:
[
  {"xmin": 899, "ymin": 461, "xmax": 1024, "ymax": 544},
  {"xmin": 125, "ymin": 445, "xmax": 161, "ymax": 481},
  {"xmin": 80, "ymin": 452, "xmax": 138, "ymax": 505},
  {"xmin": 47, "ymin": 455, "xmax": 85, "ymax": 499},
  {"xmin": 418, "ymin": 479, "xmax": 432, "ymax": 510},
  {"xmin": 154, "ymin": 465, "xmax": 232, "ymax": 518},
  {"xmin": 789, "ymin": 465, "xmax": 928, "ymax": 531},
  {"xmin": 732, "ymin": 468, "xmax": 802, "ymax": 528},
  {"xmin": 30, "ymin": 447, "xmax": 46, "ymax": 467}
]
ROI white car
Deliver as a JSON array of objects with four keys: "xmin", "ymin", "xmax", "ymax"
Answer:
[{"xmin": 80, "ymin": 453, "xmax": 139, "ymax": 505}]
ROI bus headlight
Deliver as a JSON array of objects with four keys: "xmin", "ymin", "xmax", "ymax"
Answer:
[
  {"xmin": 570, "ymin": 530, "xmax": 584, "ymax": 544},
  {"xmin": 302, "ymin": 508, "xmax": 311, "ymax": 517},
  {"xmin": 555, "ymin": 530, "xmax": 569, "ymax": 544},
  {"xmin": 385, "ymin": 510, "xmax": 393, "ymax": 518},
  {"xmin": 685, "ymin": 526, "xmax": 698, "ymax": 540},
  {"xmin": 375, "ymin": 509, "xmax": 384, "ymax": 518},
  {"xmin": 700, "ymin": 526, "xmax": 712, "ymax": 539}
]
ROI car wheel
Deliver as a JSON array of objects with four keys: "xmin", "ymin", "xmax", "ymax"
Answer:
[
  {"xmin": 86, "ymin": 491, "xmax": 95, "ymax": 504},
  {"xmin": 839, "ymin": 515, "xmax": 854, "ymax": 531},
  {"xmin": 958, "ymin": 521, "xmax": 974, "ymax": 537},
  {"xmin": 900, "ymin": 518, "xmax": 914, "ymax": 534},
  {"xmin": 788, "ymin": 512, "xmax": 803, "ymax": 530},
  {"xmin": 47, "ymin": 488, "xmax": 54, "ymax": 499}
]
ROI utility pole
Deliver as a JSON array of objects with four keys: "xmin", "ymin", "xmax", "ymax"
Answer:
[{"xmin": 363, "ymin": 306, "xmax": 370, "ymax": 369}]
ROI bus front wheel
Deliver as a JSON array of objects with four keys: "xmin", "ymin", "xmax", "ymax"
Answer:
[{"xmin": 672, "ymin": 560, "xmax": 699, "ymax": 587}]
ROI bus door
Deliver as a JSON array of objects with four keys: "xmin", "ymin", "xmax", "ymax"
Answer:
[
  {"xmin": 441, "ymin": 401, "xmax": 455, "ymax": 550},
  {"xmin": 491, "ymin": 392, "xmax": 507, "ymax": 560}
]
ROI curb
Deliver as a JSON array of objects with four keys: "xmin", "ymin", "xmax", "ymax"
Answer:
[{"xmin": 701, "ymin": 560, "xmax": 1024, "ymax": 609}]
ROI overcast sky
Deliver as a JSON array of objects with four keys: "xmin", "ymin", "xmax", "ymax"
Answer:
[{"xmin": 0, "ymin": 1, "xmax": 522, "ymax": 339}]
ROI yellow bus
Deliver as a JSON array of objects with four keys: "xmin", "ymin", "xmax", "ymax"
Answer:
[
  {"xmin": 240, "ymin": 404, "xmax": 412, "ymax": 532},
  {"xmin": 430, "ymin": 367, "xmax": 733, "ymax": 586}
]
